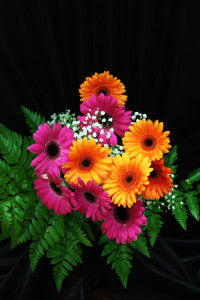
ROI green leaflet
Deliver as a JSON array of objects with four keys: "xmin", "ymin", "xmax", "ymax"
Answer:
[
  {"xmin": 131, "ymin": 234, "xmax": 150, "ymax": 258},
  {"xmin": 146, "ymin": 213, "xmax": 163, "ymax": 247},
  {"xmin": 164, "ymin": 145, "xmax": 177, "ymax": 173},
  {"xmin": 21, "ymin": 105, "xmax": 46, "ymax": 133},
  {"xmin": 100, "ymin": 235, "xmax": 133, "ymax": 288},
  {"xmin": 187, "ymin": 168, "xmax": 200, "ymax": 185},
  {"xmin": 172, "ymin": 200, "xmax": 188, "ymax": 230},
  {"xmin": 185, "ymin": 192, "xmax": 199, "ymax": 221}
]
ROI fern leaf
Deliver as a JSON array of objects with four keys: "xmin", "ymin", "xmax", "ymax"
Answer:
[
  {"xmin": 0, "ymin": 202, "xmax": 12, "ymax": 237},
  {"xmin": 0, "ymin": 134, "xmax": 21, "ymax": 164},
  {"xmin": 30, "ymin": 240, "xmax": 45, "ymax": 271},
  {"xmin": 147, "ymin": 213, "xmax": 163, "ymax": 247},
  {"xmin": 185, "ymin": 193, "xmax": 199, "ymax": 221},
  {"xmin": 131, "ymin": 234, "xmax": 150, "ymax": 258},
  {"xmin": 101, "ymin": 239, "xmax": 132, "ymax": 289},
  {"xmin": 21, "ymin": 105, "xmax": 45, "ymax": 133},
  {"xmin": 0, "ymin": 123, "xmax": 22, "ymax": 147},
  {"xmin": 164, "ymin": 145, "xmax": 177, "ymax": 168},
  {"xmin": 172, "ymin": 201, "xmax": 188, "ymax": 230},
  {"xmin": 187, "ymin": 168, "xmax": 200, "ymax": 185},
  {"xmin": 110, "ymin": 244, "xmax": 132, "ymax": 288}
]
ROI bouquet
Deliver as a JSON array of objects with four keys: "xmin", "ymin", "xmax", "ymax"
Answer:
[{"xmin": 0, "ymin": 71, "xmax": 200, "ymax": 291}]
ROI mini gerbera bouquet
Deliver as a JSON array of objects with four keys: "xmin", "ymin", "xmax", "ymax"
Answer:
[{"xmin": 0, "ymin": 71, "xmax": 200, "ymax": 291}]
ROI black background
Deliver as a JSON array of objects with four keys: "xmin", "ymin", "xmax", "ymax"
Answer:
[{"xmin": 0, "ymin": 1, "xmax": 200, "ymax": 299}]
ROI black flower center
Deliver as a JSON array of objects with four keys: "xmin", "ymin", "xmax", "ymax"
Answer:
[
  {"xmin": 113, "ymin": 206, "xmax": 130, "ymax": 224},
  {"xmin": 144, "ymin": 138, "xmax": 153, "ymax": 147},
  {"xmin": 150, "ymin": 169, "xmax": 157, "ymax": 178},
  {"xmin": 96, "ymin": 86, "xmax": 110, "ymax": 97},
  {"xmin": 126, "ymin": 175, "xmax": 133, "ymax": 183},
  {"xmin": 98, "ymin": 90, "xmax": 107, "ymax": 96},
  {"xmin": 45, "ymin": 140, "xmax": 60, "ymax": 160},
  {"xmin": 82, "ymin": 159, "xmax": 91, "ymax": 168},
  {"xmin": 50, "ymin": 181, "xmax": 63, "ymax": 196},
  {"xmin": 83, "ymin": 191, "xmax": 97, "ymax": 203}
]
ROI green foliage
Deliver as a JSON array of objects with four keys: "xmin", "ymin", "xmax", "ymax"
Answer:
[
  {"xmin": 131, "ymin": 233, "xmax": 150, "ymax": 258},
  {"xmin": 164, "ymin": 145, "xmax": 178, "ymax": 174},
  {"xmin": 21, "ymin": 105, "xmax": 46, "ymax": 133},
  {"xmin": 146, "ymin": 213, "xmax": 163, "ymax": 246},
  {"xmin": 164, "ymin": 146, "xmax": 200, "ymax": 229},
  {"xmin": 172, "ymin": 200, "xmax": 188, "ymax": 230},
  {"xmin": 0, "ymin": 109, "xmax": 94, "ymax": 292},
  {"xmin": 100, "ymin": 234, "xmax": 133, "ymax": 288}
]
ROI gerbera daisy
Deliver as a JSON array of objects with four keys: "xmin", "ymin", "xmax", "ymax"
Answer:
[
  {"xmin": 123, "ymin": 119, "xmax": 171, "ymax": 161},
  {"xmin": 78, "ymin": 93, "xmax": 132, "ymax": 146},
  {"xmin": 143, "ymin": 158, "xmax": 174, "ymax": 200},
  {"xmin": 34, "ymin": 174, "xmax": 76, "ymax": 215},
  {"xmin": 79, "ymin": 71, "xmax": 127, "ymax": 107},
  {"xmin": 103, "ymin": 153, "xmax": 152, "ymax": 208},
  {"xmin": 70, "ymin": 177, "xmax": 111, "ymax": 221},
  {"xmin": 28, "ymin": 122, "xmax": 75, "ymax": 177},
  {"xmin": 62, "ymin": 137, "xmax": 113, "ymax": 185},
  {"xmin": 101, "ymin": 200, "xmax": 147, "ymax": 244}
]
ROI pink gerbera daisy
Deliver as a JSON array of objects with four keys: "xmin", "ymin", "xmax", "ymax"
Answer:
[
  {"xmin": 28, "ymin": 122, "xmax": 75, "ymax": 177},
  {"xmin": 78, "ymin": 93, "xmax": 132, "ymax": 146},
  {"xmin": 101, "ymin": 200, "xmax": 147, "ymax": 244},
  {"xmin": 70, "ymin": 177, "xmax": 111, "ymax": 221},
  {"xmin": 34, "ymin": 174, "xmax": 76, "ymax": 215}
]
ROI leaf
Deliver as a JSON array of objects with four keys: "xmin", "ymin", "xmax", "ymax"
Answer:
[
  {"xmin": 0, "ymin": 134, "xmax": 21, "ymax": 164},
  {"xmin": 172, "ymin": 201, "xmax": 188, "ymax": 230},
  {"xmin": 103, "ymin": 242, "xmax": 133, "ymax": 289},
  {"xmin": 164, "ymin": 145, "xmax": 177, "ymax": 168},
  {"xmin": 185, "ymin": 194, "xmax": 199, "ymax": 221},
  {"xmin": 21, "ymin": 105, "xmax": 45, "ymax": 133},
  {"xmin": 147, "ymin": 214, "xmax": 163, "ymax": 247},
  {"xmin": 101, "ymin": 242, "xmax": 117, "ymax": 257},
  {"xmin": 131, "ymin": 235, "xmax": 150, "ymax": 258},
  {"xmin": 187, "ymin": 168, "xmax": 200, "ymax": 185}
]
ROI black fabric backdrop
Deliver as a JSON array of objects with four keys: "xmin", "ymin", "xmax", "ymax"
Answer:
[{"xmin": 0, "ymin": 1, "xmax": 200, "ymax": 299}]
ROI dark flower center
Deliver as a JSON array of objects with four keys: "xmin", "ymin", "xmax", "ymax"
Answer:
[
  {"xmin": 126, "ymin": 175, "xmax": 133, "ymax": 183},
  {"xmin": 113, "ymin": 205, "xmax": 130, "ymax": 224},
  {"xmin": 99, "ymin": 90, "xmax": 107, "ymax": 96},
  {"xmin": 82, "ymin": 159, "xmax": 91, "ymax": 168},
  {"xmin": 96, "ymin": 86, "xmax": 110, "ymax": 97},
  {"xmin": 45, "ymin": 140, "xmax": 60, "ymax": 160},
  {"xmin": 144, "ymin": 138, "xmax": 153, "ymax": 147},
  {"xmin": 50, "ymin": 181, "xmax": 63, "ymax": 196},
  {"xmin": 83, "ymin": 191, "xmax": 97, "ymax": 203},
  {"xmin": 150, "ymin": 169, "xmax": 157, "ymax": 178}
]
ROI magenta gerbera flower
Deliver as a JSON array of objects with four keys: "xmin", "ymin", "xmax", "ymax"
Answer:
[
  {"xmin": 28, "ymin": 122, "xmax": 75, "ymax": 177},
  {"xmin": 70, "ymin": 177, "xmax": 112, "ymax": 221},
  {"xmin": 34, "ymin": 174, "xmax": 76, "ymax": 215},
  {"xmin": 101, "ymin": 200, "xmax": 147, "ymax": 244},
  {"xmin": 78, "ymin": 93, "xmax": 132, "ymax": 146}
]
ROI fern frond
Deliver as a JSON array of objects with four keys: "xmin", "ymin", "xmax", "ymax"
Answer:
[
  {"xmin": 100, "ymin": 235, "xmax": 133, "ymax": 288},
  {"xmin": 0, "ymin": 134, "xmax": 21, "ymax": 164},
  {"xmin": 146, "ymin": 213, "xmax": 163, "ymax": 247},
  {"xmin": 172, "ymin": 200, "xmax": 188, "ymax": 230},
  {"xmin": 21, "ymin": 105, "xmax": 45, "ymax": 133},
  {"xmin": 185, "ymin": 192, "xmax": 199, "ymax": 221},
  {"xmin": 0, "ymin": 123, "xmax": 22, "ymax": 147},
  {"xmin": 131, "ymin": 234, "xmax": 150, "ymax": 258}
]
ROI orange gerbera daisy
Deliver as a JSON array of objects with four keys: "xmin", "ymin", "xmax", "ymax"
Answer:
[
  {"xmin": 103, "ymin": 153, "xmax": 153, "ymax": 208},
  {"xmin": 123, "ymin": 119, "xmax": 171, "ymax": 161},
  {"xmin": 62, "ymin": 137, "xmax": 112, "ymax": 185},
  {"xmin": 79, "ymin": 71, "xmax": 127, "ymax": 107},
  {"xmin": 143, "ymin": 158, "xmax": 174, "ymax": 200}
]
